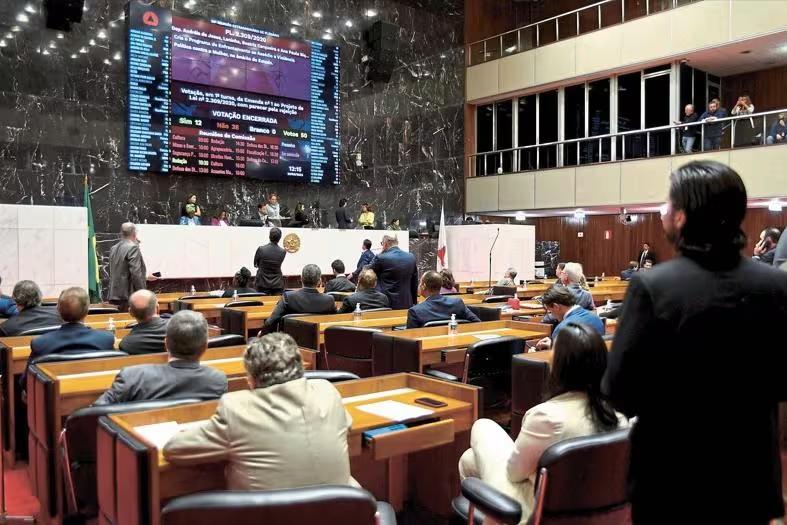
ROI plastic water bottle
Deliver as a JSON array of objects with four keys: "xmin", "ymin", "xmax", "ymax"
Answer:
[
  {"xmin": 190, "ymin": 285, "xmax": 196, "ymax": 295},
  {"xmin": 107, "ymin": 316, "xmax": 116, "ymax": 334},
  {"xmin": 594, "ymin": 275, "xmax": 599, "ymax": 284},
  {"xmin": 601, "ymin": 272, "xmax": 605, "ymax": 280},
  {"xmin": 232, "ymin": 289, "xmax": 239, "ymax": 302},
  {"xmin": 448, "ymin": 313, "xmax": 458, "ymax": 336},
  {"xmin": 606, "ymin": 299, "xmax": 612, "ymax": 309},
  {"xmin": 353, "ymin": 302, "xmax": 363, "ymax": 322}
]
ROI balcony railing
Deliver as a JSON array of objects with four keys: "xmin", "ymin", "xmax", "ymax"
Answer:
[
  {"xmin": 468, "ymin": 109, "xmax": 787, "ymax": 177},
  {"xmin": 467, "ymin": 0, "xmax": 702, "ymax": 66}
]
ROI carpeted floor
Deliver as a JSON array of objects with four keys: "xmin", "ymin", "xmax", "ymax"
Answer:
[{"xmin": 3, "ymin": 463, "xmax": 39, "ymax": 518}]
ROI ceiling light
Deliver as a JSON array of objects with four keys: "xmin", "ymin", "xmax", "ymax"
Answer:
[
  {"xmin": 57, "ymin": 32, "xmax": 64, "ymax": 39},
  {"xmin": 291, "ymin": 19, "xmax": 301, "ymax": 26},
  {"xmin": 11, "ymin": 26, "xmax": 22, "ymax": 32},
  {"xmin": 42, "ymin": 49, "xmax": 50, "ymax": 55},
  {"xmin": 312, "ymin": 11, "xmax": 322, "ymax": 18},
  {"xmin": 573, "ymin": 209, "xmax": 586, "ymax": 220},
  {"xmin": 103, "ymin": 58, "xmax": 111, "ymax": 65},
  {"xmin": 0, "ymin": 41, "xmax": 6, "ymax": 48},
  {"xmin": 97, "ymin": 29, "xmax": 107, "ymax": 39},
  {"xmin": 83, "ymin": 4, "xmax": 88, "ymax": 11},
  {"xmin": 70, "ymin": 53, "xmax": 77, "ymax": 58},
  {"xmin": 364, "ymin": 9, "xmax": 378, "ymax": 17},
  {"xmin": 352, "ymin": 88, "xmax": 360, "ymax": 93},
  {"xmin": 113, "ymin": 51, "xmax": 122, "ymax": 60},
  {"xmin": 79, "ymin": 46, "xmax": 88, "ymax": 53},
  {"xmin": 290, "ymin": 27, "xmax": 297, "ymax": 34},
  {"xmin": 48, "ymin": 40, "xmax": 56, "ymax": 48},
  {"xmin": 16, "ymin": 13, "xmax": 30, "ymax": 23},
  {"xmin": 325, "ymin": 28, "xmax": 332, "ymax": 33},
  {"xmin": 344, "ymin": 20, "xmax": 353, "ymax": 27},
  {"xmin": 24, "ymin": 4, "xmax": 36, "ymax": 13},
  {"xmin": 515, "ymin": 211, "xmax": 527, "ymax": 221},
  {"xmin": 322, "ymin": 33, "xmax": 333, "ymax": 40},
  {"xmin": 4, "ymin": 33, "xmax": 12, "ymax": 39},
  {"xmin": 439, "ymin": 54, "xmax": 446, "ymax": 58},
  {"xmin": 768, "ymin": 199, "xmax": 783, "ymax": 212},
  {"xmin": 89, "ymin": 39, "xmax": 96, "ymax": 46},
  {"xmin": 505, "ymin": 45, "xmax": 516, "ymax": 53}
]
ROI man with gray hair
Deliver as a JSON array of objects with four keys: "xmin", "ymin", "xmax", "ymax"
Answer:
[
  {"xmin": 118, "ymin": 290, "xmax": 169, "ymax": 355},
  {"xmin": 94, "ymin": 310, "xmax": 227, "ymax": 405},
  {"xmin": 109, "ymin": 222, "xmax": 151, "ymax": 312},
  {"xmin": 496, "ymin": 267, "xmax": 518, "ymax": 287},
  {"xmin": 164, "ymin": 333, "xmax": 354, "ymax": 490},
  {"xmin": 562, "ymin": 262, "xmax": 595, "ymax": 311},
  {"xmin": 369, "ymin": 234, "xmax": 418, "ymax": 309},
  {"xmin": 262, "ymin": 264, "xmax": 336, "ymax": 333},
  {"xmin": 0, "ymin": 280, "xmax": 61, "ymax": 336}
]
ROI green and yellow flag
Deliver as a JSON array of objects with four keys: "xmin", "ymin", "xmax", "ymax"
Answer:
[{"xmin": 84, "ymin": 176, "xmax": 101, "ymax": 302}]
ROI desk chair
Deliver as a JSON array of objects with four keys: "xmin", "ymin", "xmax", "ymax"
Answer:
[
  {"xmin": 468, "ymin": 305, "xmax": 501, "ymax": 322},
  {"xmin": 510, "ymin": 354, "xmax": 550, "ymax": 438},
  {"xmin": 423, "ymin": 319, "xmax": 471, "ymax": 328},
  {"xmin": 303, "ymin": 370, "xmax": 360, "ymax": 383},
  {"xmin": 19, "ymin": 325, "xmax": 61, "ymax": 336},
  {"xmin": 237, "ymin": 292, "xmax": 267, "ymax": 298},
  {"xmin": 492, "ymin": 286, "xmax": 517, "ymax": 297},
  {"xmin": 482, "ymin": 295, "xmax": 511, "ymax": 304},
  {"xmin": 87, "ymin": 306, "xmax": 119, "ymax": 315},
  {"xmin": 224, "ymin": 300, "xmax": 264, "ymax": 309},
  {"xmin": 207, "ymin": 334, "xmax": 246, "ymax": 348},
  {"xmin": 453, "ymin": 428, "xmax": 631, "ymax": 525},
  {"xmin": 29, "ymin": 350, "xmax": 128, "ymax": 368},
  {"xmin": 60, "ymin": 398, "xmax": 205, "ymax": 520},
  {"xmin": 161, "ymin": 486, "xmax": 397, "ymax": 525},
  {"xmin": 323, "ymin": 326, "xmax": 382, "ymax": 378},
  {"xmin": 281, "ymin": 315, "xmax": 319, "ymax": 349}
]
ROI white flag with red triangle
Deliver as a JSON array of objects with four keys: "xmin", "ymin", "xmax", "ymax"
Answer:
[{"xmin": 437, "ymin": 203, "xmax": 448, "ymax": 271}]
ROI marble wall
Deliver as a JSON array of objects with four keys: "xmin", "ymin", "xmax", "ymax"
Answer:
[{"xmin": 0, "ymin": 0, "xmax": 465, "ymax": 267}]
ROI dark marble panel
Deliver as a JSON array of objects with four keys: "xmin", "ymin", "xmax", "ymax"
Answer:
[{"xmin": 536, "ymin": 241, "xmax": 561, "ymax": 278}]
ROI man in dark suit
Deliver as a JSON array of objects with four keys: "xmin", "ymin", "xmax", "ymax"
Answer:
[
  {"xmin": 93, "ymin": 310, "xmax": 227, "ymax": 405},
  {"xmin": 325, "ymin": 260, "xmax": 356, "ymax": 293},
  {"xmin": 28, "ymin": 287, "xmax": 115, "ymax": 368},
  {"xmin": 406, "ymin": 271, "xmax": 480, "ymax": 328},
  {"xmin": 636, "ymin": 242, "xmax": 655, "ymax": 268},
  {"xmin": 119, "ymin": 290, "xmax": 168, "ymax": 355},
  {"xmin": 369, "ymin": 234, "xmax": 418, "ymax": 310},
  {"xmin": 254, "ymin": 227, "xmax": 286, "ymax": 295},
  {"xmin": 335, "ymin": 198, "xmax": 353, "ymax": 229},
  {"xmin": 0, "ymin": 280, "xmax": 61, "ymax": 336},
  {"xmin": 108, "ymin": 222, "xmax": 150, "ymax": 312},
  {"xmin": 603, "ymin": 161, "xmax": 787, "ymax": 525},
  {"xmin": 351, "ymin": 239, "xmax": 375, "ymax": 281},
  {"xmin": 263, "ymin": 264, "xmax": 336, "ymax": 333},
  {"xmin": 752, "ymin": 227, "xmax": 780, "ymax": 264},
  {"xmin": 339, "ymin": 269, "xmax": 390, "ymax": 313}
]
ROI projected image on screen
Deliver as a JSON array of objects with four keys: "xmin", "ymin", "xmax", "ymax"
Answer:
[{"xmin": 126, "ymin": 2, "xmax": 340, "ymax": 184}]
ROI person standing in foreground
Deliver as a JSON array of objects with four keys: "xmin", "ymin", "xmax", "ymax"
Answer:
[
  {"xmin": 109, "ymin": 222, "xmax": 151, "ymax": 312},
  {"xmin": 369, "ymin": 234, "xmax": 418, "ymax": 309},
  {"xmin": 602, "ymin": 160, "xmax": 787, "ymax": 525},
  {"xmin": 254, "ymin": 227, "xmax": 286, "ymax": 295}
]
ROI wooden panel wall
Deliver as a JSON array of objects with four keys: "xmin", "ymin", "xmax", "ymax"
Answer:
[
  {"xmin": 526, "ymin": 207, "xmax": 786, "ymax": 276},
  {"xmin": 722, "ymin": 65, "xmax": 787, "ymax": 112}
]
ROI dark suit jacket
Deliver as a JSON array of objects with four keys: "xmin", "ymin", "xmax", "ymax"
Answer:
[
  {"xmin": 28, "ymin": 322, "xmax": 115, "ymax": 371},
  {"xmin": 325, "ymin": 276, "xmax": 356, "ymax": 293},
  {"xmin": 369, "ymin": 246, "xmax": 418, "ymax": 310},
  {"xmin": 351, "ymin": 249, "xmax": 376, "ymax": 280},
  {"xmin": 339, "ymin": 289, "xmax": 391, "ymax": 313},
  {"xmin": 119, "ymin": 316, "xmax": 168, "ymax": 355},
  {"xmin": 93, "ymin": 360, "xmax": 228, "ymax": 405},
  {"xmin": 108, "ymin": 239, "xmax": 147, "ymax": 302},
  {"xmin": 637, "ymin": 249, "xmax": 656, "ymax": 267},
  {"xmin": 253, "ymin": 242, "xmax": 286, "ymax": 291},
  {"xmin": 406, "ymin": 295, "xmax": 480, "ymax": 328},
  {"xmin": 603, "ymin": 254, "xmax": 787, "ymax": 523},
  {"xmin": 263, "ymin": 288, "xmax": 336, "ymax": 332},
  {"xmin": 754, "ymin": 247, "xmax": 776, "ymax": 265},
  {"xmin": 335, "ymin": 207, "xmax": 352, "ymax": 229},
  {"xmin": 620, "ymin": 268, "xmax": 637, "ymax": 280},
  {"xmin": 0, "ymin": 305, "xmax": 61, "ymax": 336}
]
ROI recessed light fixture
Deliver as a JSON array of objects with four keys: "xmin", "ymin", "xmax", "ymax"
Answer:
[
  {"xmin": 79, "ymin": 46, "xmax": 88, "ymax": 53},
  {"xmin": 11, "ymin": 26, "xmax": 22, "ymax": 33},
  {"xmin": 0, "ymin": 41, "xmax": 6, "ymax": 48},
  {"xmin": 573, "ymin": 209, "xmax": 586, "ymax": 220},
  {"xmin": 290, "ymin": 27, "xmax": 298, "ymax": 34},
  {"xmin": 24, "ymin": 4, "xmax": 36, "ymax": 13},
  {"xmin": 768, "ymin": 199, "xmax": 783, "ymax": 212},
  {"xmin": 103, "ymin": 58, "xmax": 111, "ymax": 65},
  {"xmin": 515, "ymin": 211, "xmax": 527, "ymax": 221},
  {"xmin": 439, "ymin": 54, "xmax": 446, "ymax": 58},
  {"xmin": 322, "ymin": 33, "xmax": 333, "ymax": 40},
  {"xmin": 352, "ymin": 88, "xmax": 360, "ymax": 93},
  {"xmin": 89, "ymin": 39, "xmax": 96, "ymax": 46},
  {"xmin": 48, "ymin": 40, "xmax": 56, "ymax": 48},
  {"xmin": 113, "ymin": 51, "xmax": 122, "ymax": 60},
  {"xmin": 70, "ymin": 53, "xmax": 77, "ymax": 58},
  {"xmin": 364, "ymin": 9, "xmax": 378, "ymax": 17},
  {"xmin": 16, "ymin": 13, "xmax": 29, "ymax": 23},
  {"xmin": 291, "ymin": 19, "xmax": 301, "ymax": 26},
  {"xmin": 312, "ymin": 11, "xmax": 322, "ymax": 18},
  {"xmin": 504, "ymin": 45, "xmax": 516, "ymax": 53},
  {"xmin": 344, "ymin": 20, "xmax": 353, "ymax": 27},
  {"xmin": 42, "ymin": 49, "xmax": 50, "ymax": 55},
  {"xmin": 57, "ymin": 32, "xmax": 64, "ymax": 39}
]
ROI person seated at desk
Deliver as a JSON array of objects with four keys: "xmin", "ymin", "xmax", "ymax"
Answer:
[
  {"xmin": 459, "ymin": 323, "xmax": 627, "ymax": 521},
  {"xmin": 222, "ymin": 267, "xmax": 257, "ymax": 298},
  {"xmin": 325, "ymin": 260, "xmax": 356, "ymax": 293},
  {"xmin": 620, "ymin": 261, "xmax": 639, "ymax": 281},
  {"xmin": 407, "ymin": 271, "xmax": 480, "ymax": 328},
  {"xmin": 561, "ymin": 262, "xmax": 595, "ymax": 311},
  {"xmin": 28, "ymin": 287, "xmax": 115, "ymax": 367},
  {"xmin": 119, "ymin": 290, "xmax": 168, "ymax": 355},
  {"xmin": 94, "ymin": 310, "xmax": 227, "ymax": 405},
  {"xmin": 163, "ymin": 333, "xmax": 354, "ymax": 490},
  {"xmin": 339, "ymin": 269, "xmax": 390, "ymax": 313},
  {"xmin": 0, "ymin": 280, "xmax": 61, "ymax": 336},
  {"xmin": 262, "ymin": 264, "xmax": 336, "ymax": 333},
  {"xmin": 534, "ymin": 286, "xmax": 604, "ymax": 351},
  {"xmin": 440, "ymin": 268, "xmax": 458, "ymax": 294},
  {"xmin": 0, "ymin": 275, "xmax": 18, "ymax": 318},
  {"xmin": 290, "ymin": 202, "xmax": 310, "ymax": 228},
  {"xmin": 387, "ymin": 218, "xmax": 401, "ymax": 231},
  {"xmin": 496, "ymin": 267, "xmax": 518, "ymax": 287}
]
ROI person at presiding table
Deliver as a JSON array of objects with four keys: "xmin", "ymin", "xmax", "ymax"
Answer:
[
  {"xmin": 0, "ymin": 280, "xmax": 61, "ymax": 337},
  {"xmin": 262, "ymin": 264, "xmax": 336, "ymax": 333},
  {"xmin": 118, "ymin": 290, "xmax": 168, "ymax": 355},
  {"xmin": 222, "ymin": 267, "xmax": 257, "ymax": 298},
  {"xmin": 94, "ymin": 310, "xmax": 227, "ymax": 405},
  {"xmin": 459, "ymin": 323, "xmax": 627, "ymax": 522},
  {"xmin": 534, "ymin": 286, "xmax": 604, "ymax": 351},
  {"xmin": 325, "ymin": 259, "xmax": 357, "ymax": 293},
  {"xmin": 0, "ymin": 275, "xmax": 18, "ymax": 318},
  {"xmin": 26, "ymin": 287, "xmax": 115, "ymax": 373},
  {"xmin": 369, "ymin": 234, "xmax": 418, "ymax": 309},
  {"xmin": 338, "ymin": 269, "xmax": 390, "ymax": 313},
  {"xmin": 163, "ymin": 333, "xmax": 355, "ymax": 490},
  {"xmin": 254, "ymin": 227, "xmax": 286, "ymax": 295},
  {"xmin": 407, "ymin": 271, "xmax": 480, "ymax": 328}
]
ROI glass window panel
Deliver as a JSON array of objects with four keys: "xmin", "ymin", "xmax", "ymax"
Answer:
[
  {"xmin": 501, "ymin": 31, "xmax": 518, "ymax": 57},
  {"xmin": 644, "ymin": 64, "xmax": 670, "ymax": 75},
  {"xmin": 587, "ymin": 79, "xmax": 611, "ymax": 163},
  {"xmin": 539, "ymin": 90, "xmax": 558, "ymax": 168},
  {"xmin": 537, "ymin": 20, "xmax": 557, "ymax": 46},
  {"xmin": 623, "ymin": 0, "xmax": 647, "ymax": 21},
  {"xmin": 469, "ymin": 42, "xmax": 485, "ymax": 66},
  {"xmin": 518, "ymin": 95, "xmax": 537, "ymax": 171},
  {"xmin": 680, "ymin": 64, "xmax": 693, "ymax": 109},
  {"xmin": 496, "ymin": 100, "xmax": 513, "ymax": 173},
  {"xmin": 557, "ymin": 13, "xmax": 578, "ymax": 40},
  {"xmin": 578, "ymin": 6, "xmax": 599, "ymax": 34},
  {"xmin": 484, "ymin": 37, "xmax": 500, "ymax": 62},
  {"xmin": 617, "ymin": 72, "xmax": 642, "ymax": 159},
  {"xmin": 693, "ymin": 71, "xmax": 707, "ymax": 114},
  {"xmin": 519, "ymin": 27, "xmax": 536, "ymax": 52},
  {"xmin": 645, "ymin": 74, "xmax": 671, "ymax": 156},
  {"xmin": 476, "ymin": 104, "xmax": 494, "ymax": 152},
  {"xmin": 600, "ymin": 0, "xmax": 623, "ymax": 29},
  {"xmin": 564, "ymin": 84, "xmax": 585, "ymax": 167}
]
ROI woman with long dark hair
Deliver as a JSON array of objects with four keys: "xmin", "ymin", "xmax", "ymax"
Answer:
[
  {"xmin": 459, "ymin": 323, "xmax": 626, "ymax": 521},
  {"xmin": 179, "ymin": 194, "xmax": 202, "ymax": 225}
]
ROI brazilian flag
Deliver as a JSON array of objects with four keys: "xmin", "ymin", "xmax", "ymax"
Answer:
[{"xmin": 84, "ymin": 176, "xmax": 101, "ymax": 302}]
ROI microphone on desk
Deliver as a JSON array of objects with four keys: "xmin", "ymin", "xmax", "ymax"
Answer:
[{"xmin": 488, "ymin": 228, "xmax": 500, "ymax": 294}]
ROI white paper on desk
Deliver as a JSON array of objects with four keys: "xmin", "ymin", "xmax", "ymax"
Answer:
[
  {"xmin": 475, "ymin": 334, "xmax": 501, "ymax": 341},
  {"xmin": 208, "ymin": 290, "xmax": 225, "ymax": 297},
  {"xmin": 134, "ymin": 421, "xmax": 181, "ymax": 449},
  {"xmin": 355, "ymin": 400, "xmax": 434, "ymax": 422}
]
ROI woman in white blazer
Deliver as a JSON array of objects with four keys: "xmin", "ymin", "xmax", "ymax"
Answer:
[{"xmin": 459, "ymin": 323, "xmax": 628, "ymax": 522}]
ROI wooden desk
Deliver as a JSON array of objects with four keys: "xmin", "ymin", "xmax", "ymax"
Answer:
[
  {"xmin": 286, "ymin": 310, "xmax": 411, "ymax": 348},
  {"xmin": 173, "ymin": 296, "xmax": 280, "ymax": 324},
  {"xmin": 220, "ymin": 305, "xmax": 278, "ymax": 338},
  {"xmin": 26, "ymin": 345, "xmax": 318, "ymax": 525},
  {"xmin": 474, "ymin": 301, "xmax": 545, "ymax": 319},
  {"xmin": 98, "ymin": 373, "xmax": 480, "ymax": 525},
  {"xmin": 154, "ymin": 293, "xmax": 214, "ymax": 313}
]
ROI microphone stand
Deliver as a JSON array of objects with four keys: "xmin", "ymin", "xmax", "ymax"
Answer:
[{"xmin": 488, "ymin": 228, "xmax": 500, "ymax": 294}]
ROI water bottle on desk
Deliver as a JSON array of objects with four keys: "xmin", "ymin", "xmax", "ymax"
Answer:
[
  {"xmin": 232, "ymin": 289, "xmax": 239, "ymax": 302},
  {"xmin": 107, "ymin": 316, "xmax": 116, "ymax": 334},
  {"xmin": 190, "ymin": 285, "xmax": 196, "ymax": 295},
  {"xmin": 448, "ymin": 313, "xmax": 458, "ymax": 336},
  {"xmin": 353, "ymin": 303, "xmax": 363, "ymax": 322}
]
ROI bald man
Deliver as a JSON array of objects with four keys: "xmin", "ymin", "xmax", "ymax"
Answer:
[
  {"xmin": 119, "ymin": 290, "xmax": 169, "ymax": 355},
  {"xmin": 26, "ymin": 287, "xmax": 115, "ymax": 374}
]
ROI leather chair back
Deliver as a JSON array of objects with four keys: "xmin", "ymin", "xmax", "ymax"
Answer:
[
  {"xmin": 237, "ymin": 292, "xmax": 267, "ymax": 298},
  {"xmin": 161, "ymin": 487, "xmax": 385, "ymax": 525},
  {"xmin": 221, "ymin": 308, "xmax": 246, "ymax": 337},
  {"xmin": 87, "ymin": 306, "xmax": 119, "ymax": 315},
  {"xmin": 371, "ymin": 332, "xmax": 420, "ymax": 375},
  {"xmin": 303, "ymin": 370, "xmax": 360, "ymax": 383},
  {"xmin": 19, "ymin": 325, "xmax": 61, "ymax": 336},
  {"xmin": 359, "ymin": 307, "xmax": 391, "ymax": 313},
  {"xmin": 324, "ymin": 326, "xmax": 380, "ymax": 378},
  {"xmin": 531, "ymin": 428, "xmax": 631, "ymax": 524},
  {"xmin": 423, "ymin": 319, "xmax": 470, "ymax": 328},
  {"xmin": 281, "ymin": 315, "xmax": 318, "ymax": 349},
  {"xmin": 465, "ymin": 337, "xmax": 525, "ymax": 409},
  {"xmin": 510, "ymin": 354, "xmax": 550, "ymax": 437},
  {"xmin": 62, "ymin": 398, "xmax": 204, "ymax": 519},
  {"xmin": 29, "ymin": 350, "xmax": 128, "ymax": 368},
  {"xmin": 492, "ymin": 286, "xmax": 517, "ymax": 297},
  {"xmin": 177, "ymin": 295, "xmax": 204, "ymax": 301},
  {"xmin": 468, "ymin": 305, "xmax": 501, "ymax": 322},
  {"xmin": 207, "ymin": 334, "xmax": 246, "ymax": 348},
  {"xmin": 223, "ymin": 300, "xmax": 263, "ymax": 309},
  {"xmin": 482, "ymin": 295, "xmax": 511, "ymax": 304}
]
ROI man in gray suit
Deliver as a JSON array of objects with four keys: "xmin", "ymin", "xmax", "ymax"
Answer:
[
  {"xmin": 109, "ymin": 222, "xmax": 150, "ymax": 312},
  {"xmin": 118, "ymin": 290, "xmax": 168, "ymax": 355},
  {"xmin": 93, "ymin": 310, "xmax": 227, "ymax": 405}
]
